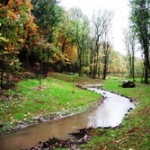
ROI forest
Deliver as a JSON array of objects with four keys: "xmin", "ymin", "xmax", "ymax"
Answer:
[
  {"xmin": 0, "ymin": 1, "xmax": 150, "ymax": 150},
  {"xmin": 0, "ymin": 0, "xmax": 149, "ymax": 89}
]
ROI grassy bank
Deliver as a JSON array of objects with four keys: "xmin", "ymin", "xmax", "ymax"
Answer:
[
  {"xmin": 0, "ymin": 73, "xmax": 150, "ymax": 149},
  {"xmin": 81, "ymin": 77, "xmax": 150, "ymax": 149},
  {"xmin": 0, "ymin": 74, "xmax": 101, "ymax": 133}
]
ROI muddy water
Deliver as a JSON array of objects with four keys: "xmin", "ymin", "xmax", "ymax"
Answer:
[
  {"xmin": 87, "ymin": 88, "xmax": 135, "ymax": 127},
  {"xmin": 0, "ymin": 89, "xmax": 135, "ymax": 150}
]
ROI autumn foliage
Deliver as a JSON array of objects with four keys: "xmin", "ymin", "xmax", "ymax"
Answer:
[{"xmin": 0, "ymin": 0, "xmax": 148, "ymax": 89}]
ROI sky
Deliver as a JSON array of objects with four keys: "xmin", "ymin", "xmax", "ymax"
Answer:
[{"xmin": 60, "ymin": 0, "xmax": 131, "ymax": 55}]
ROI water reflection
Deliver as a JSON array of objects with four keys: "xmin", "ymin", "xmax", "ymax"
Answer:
[
  {"xmin": 0, "ymin": 113, "xmax": 89, "ymax": 150},
  {"xmin": 87, "ymin": 88, "xmax": 135, "ymax": 127},
  {"xmin": 0, "ymin": 88, "xmax": 135, "ymax": 150}
]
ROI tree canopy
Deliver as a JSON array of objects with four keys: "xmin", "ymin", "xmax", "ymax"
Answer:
[
  {"xmin": 0, "ymin": 0, "xmax": 149, "ymax": 89},
  {"xmin": 130, "ymin": 0, "xmax": 150, "ymax": 83}
]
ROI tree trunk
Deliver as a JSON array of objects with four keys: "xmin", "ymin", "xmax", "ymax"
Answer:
[
  {"xmin": 78, "ymin": 46, "xmax": 82, "ymax": 77},
  {"xmin": 97, "ymin": 62, "xmax": 101, "ymax": 78},
  {"xmin": 102, "ymin": 55, "xmax": 107, "ymax": 80},
  {"xmin": 129, "ymin": 55, "xmax": 132, "ymax": 77},
  {"xmin": 92, "ymin": 54, "xmax": 97, "ymax": 79},
  {"xmin": 143, "ymin": 45, "xmax": 149, "ymax": 84},
  {"xmin": 0, "ymin": 70, "xmax": 4, "ymax": 89},
  {"xmin": 132, "ymin": 50, "xmax": 135, "ymax": 82},
  {"xmin": 89, "ymin": 50, "xmax": 93, "ymax": 77},
  {"xmin": 0, "ymin": 54, "xmax": 4, "ymax": 89}
]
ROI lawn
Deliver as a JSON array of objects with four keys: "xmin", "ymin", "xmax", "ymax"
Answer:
[
  {"xmin": 0, "ymin": 75, "xmax": 101, "ymax": 133},
  {"xmin": 80, "ymin": 76, "xmax": 150, "ymax": 149},
  {"xmin": 0, "ymin": 74, "xmax": 150, "ymax": 149}
]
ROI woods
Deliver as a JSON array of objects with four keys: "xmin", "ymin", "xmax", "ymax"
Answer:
[
  {"xmin": 0, "ymin": 0, "xmax": 149, "ymax": 89},
  {"xmin": 0, "ymin": 1, "xmax": 150, "ymax": 150}
]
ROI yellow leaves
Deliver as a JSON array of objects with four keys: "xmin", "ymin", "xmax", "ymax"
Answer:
[
  {"xmin": 0, "ymin": 35, "xmax": 9, "ymax": 43},
  {"xmin": 53, "ymin": 53, "xmax": 62, "ymax": 62},
  {"xmin": 4, "ymin": 46, "xmax": 15, "ymax": 51},
  {"xmin": 25, "ymin": 16, "xmax": 38, "ymax": 35},
  {"xmin": 25, "ymin": 0, "xmax": 33, "ymax": 10},
  {"xmin": 64, "ymin": 44, "xmax": 78, "ymax": 63},
  {"xmin": 18, "ymin": 38, "xmax": 24, "ymax": 43},
  {"xmin": 56, "ymin": 31, "xmax": 78, "ymax": 63}
]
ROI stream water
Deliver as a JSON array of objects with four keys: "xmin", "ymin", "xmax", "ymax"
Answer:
[{"xmin": 0, "ymin": 88, "xmax": 135, "ymax": 150}]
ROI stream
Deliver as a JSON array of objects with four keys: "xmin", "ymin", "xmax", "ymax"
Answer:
[{"xmin": 0, "ymin": 88, "xmax": 135, "ymax": 150}]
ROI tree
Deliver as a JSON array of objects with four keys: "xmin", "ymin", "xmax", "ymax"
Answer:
[
  {"xmin": 90, "ymin": 10, "xmax": 113, "ymax": 78},
  {"xmin": 124, "ymin": 28, "xmax": 136, "ymax": 81},
  {"xmin": 101, "ymin": 40, "xmax": 112, "ymax": 80},
  {"xmin": 30, "ymin": 40, "xmax": 62, "ymax": 77},
  {"xmin": 31, "ymin": 0, "xmax": 64, "ymax": 43},
  {"xmin": 108, "ymin": 51, "xmax": 127, "ymax": 76},
  {"xmin": 0, "ymin": 0, "xmax": 9, "ymax": 6},
  {"xmin": 130, "ymin": 0, "xmax": 150, "ymax": 83},
  {"xmin": 68, "ymin": 8, "xmax": 90, "ymax": 76},
  {"xmin": 0, "ymin": 0, "xmax": 37, "ymax": 88},
  {"xmin": 56, "ymin": 19, "xmax": 78, "ymax": 73},
  {"xmin": 29, "ymin": 0, "xmax": 70, "ymax": 73}
]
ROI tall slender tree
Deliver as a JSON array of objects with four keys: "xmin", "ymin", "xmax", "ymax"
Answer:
[
  {"xmin": 124, "ymin": 28, "xmax": 136, "ymax": 81},
  {"xmin": 130, "ymin": 0, "xmax": 150, "ymax": 83},
  {"xmin": 68, "ymin": 8, "xmax": 90, "ymax": 76},
  {"xmin": 101, "ymin": 40, "xmax": 112, "ymax": 80},
  {"xmin": 90, "ymin": 10, "xmax": 113, "ymax": 78}
]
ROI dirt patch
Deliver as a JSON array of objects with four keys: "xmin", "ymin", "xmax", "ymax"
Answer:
[
  {"xmin": 22, "ymin": 128, "xmax": 92, "ymax": 150},
  {"xmin": 138, "ymin": 106, "xmax": 150, "ymax": 115},
  {"xmin": 32, "ymin": 86, "xmax": 48, "ymax": 91}
]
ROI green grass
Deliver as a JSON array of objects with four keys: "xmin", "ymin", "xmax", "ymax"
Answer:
[
  {"xmin": 80, "ymin": 76, "xmax": 150, "ymax": 150},
  {"xmin": 0, "ymin": 74, "xmax": 150, "ymax": 149},
  {"xmin": 0, "ymin": 76, "xmax": 101, "ymax": 126}
]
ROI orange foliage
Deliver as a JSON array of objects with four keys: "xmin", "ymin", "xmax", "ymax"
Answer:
[
  {"xmin": 56, "ymin": 31, "xmax": 78, "ymax": 63},
  {"xmin": 8, "ymin": 0, "xmax": 13, "ymax": 5},
  {"xmin": 0, "ymin": 0, "xmax": 38, "ymax": 52},
  {"xmin": 64, "ymin": 44, "xmax": 77, "ymax": 63},
  {"xmin": 8, "ymin": 0, "xmax": 33, "ymax": 9},
  {"xmin": 8, "ymin": 10, "xmax": 18, "ymax": 19}
]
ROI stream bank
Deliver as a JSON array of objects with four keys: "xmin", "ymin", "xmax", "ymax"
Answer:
[
  {"xmin": 0, "ymin": 85, "xmax": 135, "ymax": 150},
  {"xmin": 0, "ymin": 97, "xmax": 102, "ymax": 135}
]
